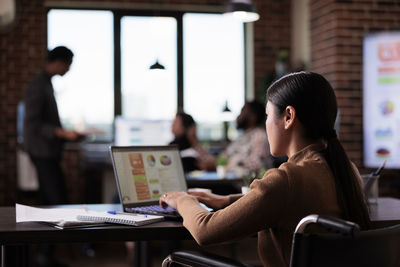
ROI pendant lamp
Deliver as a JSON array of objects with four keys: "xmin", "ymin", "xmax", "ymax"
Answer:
[
  {"xmin": 221, "ymin": 101, "xmax": 234, "ymax": 122},
  {"xmin": 223, "ymin": 0, "xmax": 260, "ymax": 23},
  {"xmin": 149, "ymin": 59, "xmax": 165, "ymax": 70}
]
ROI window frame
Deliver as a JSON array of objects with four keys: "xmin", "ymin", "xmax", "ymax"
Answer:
[{"xmin": 46, "ymin": 6, "xmax": 249, "ymax": 130}]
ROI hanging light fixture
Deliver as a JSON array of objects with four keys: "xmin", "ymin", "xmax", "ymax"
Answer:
[
  {"xmin": 223, "ymin": 0, "xmax": 260, "ymax": 23},
  {"xmin": 222, "ymin": 101, "xmax": 232, "ymax": 113},
  {"xmin": 221, "ymin": 101, "xmax": 234, "ymax": 142},
  {"xmin": 221, "ymin": 101, "xmax": 234, "ymax": 122},
  {"xmin": 149, "ymin": 59, "xmax": 165, "ymax": 70},
  {"xmin": 148, "ymin": 1, "xmax": 166, "ymax": 71}
]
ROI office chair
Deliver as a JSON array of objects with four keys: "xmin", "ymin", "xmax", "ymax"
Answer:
[{"xmin": 162, "ymin": 214, "xmax": 400, "ymax": 267}]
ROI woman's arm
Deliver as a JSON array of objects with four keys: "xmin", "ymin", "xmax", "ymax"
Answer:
[
  {"xmin": 175, "ymin": 168, "xmax": 290, "ymax": 246},
  {"xmin": 187, "ymin": 191, "xmax": 241, "ymax": 210}
]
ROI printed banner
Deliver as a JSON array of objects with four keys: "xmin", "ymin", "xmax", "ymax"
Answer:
[{"xmin": 363, "ymin": 33, "xmax": 400, "ymax": 168}]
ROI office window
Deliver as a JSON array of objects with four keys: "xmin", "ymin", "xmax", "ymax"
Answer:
[
  {"xmin": 121, "ymin": 16, "xmax": 177, "ymax": 120},
  {"xmin": 47, "ymin": 10, "xmax": 114, "ymax": 137},
  {"xmin": 183, "ymin": 13, "xmax": 244, "ymax": 140},
  {"xmin": 47, "ymin": 9, "xmax": 246, "ymax": 141}
]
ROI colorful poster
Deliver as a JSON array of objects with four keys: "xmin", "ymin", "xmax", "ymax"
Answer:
[{"xmin": 363, "ymin": 33, "xmax": 400, "ymax": 168}]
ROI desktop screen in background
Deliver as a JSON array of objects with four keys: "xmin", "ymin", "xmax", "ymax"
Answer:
[{"xmin": 114, "ymin": 117, "xmax": 173, "ymax": 146}]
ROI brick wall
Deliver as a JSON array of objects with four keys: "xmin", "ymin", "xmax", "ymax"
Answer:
[
  {"xmin": 0, "ymin": 0, "xmax": 291, "ymax": 205},
  {"xmin": 310, "ymin": 0, "xmax": 400, "ymax": 167},
  {"xmin": 254, "ymin": 0, "xmax": 292, "ymax": 89},
  {"xmin": 0, "ymin": 0, "xmax": 48, "ymax": 205}
]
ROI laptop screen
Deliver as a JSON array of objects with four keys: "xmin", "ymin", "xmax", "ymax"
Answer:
[{"xmin": 110, "ymin": 146, "xmax": 187, "ymax": 205}]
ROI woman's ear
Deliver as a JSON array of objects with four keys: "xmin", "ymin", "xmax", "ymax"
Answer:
[{"xmin": 284, "ymin": 106, "xmax": 296, "ymax": 130}]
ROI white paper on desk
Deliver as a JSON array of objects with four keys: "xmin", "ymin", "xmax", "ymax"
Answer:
[{"xmin": 15, "ymin": 203, "xmax": 101, "ymax": 228}]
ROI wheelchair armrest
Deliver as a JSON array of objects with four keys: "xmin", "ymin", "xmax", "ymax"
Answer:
[
  {"xmin": 162, "ymin": 250, "xmax": 252, "ymax": 267},
  {"xmin": 295, "ymin": 214, "xmax": 360, "ymax": 236},
  {"xmin": 317, "ymin": 215, "xmax": 360, "ymax": 236}
]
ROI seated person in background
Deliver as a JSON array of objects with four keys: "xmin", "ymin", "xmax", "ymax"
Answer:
[
  {"xmin": 223, "ymin": 100, "xmax": 273, "ymax": 176},
  {"xmin": 160, "ymin": 72, "xmax": 370, "ymax": 267},
  {"xmin": 170, "ymin": 111, "xmax": 215, "ymax": 172}
]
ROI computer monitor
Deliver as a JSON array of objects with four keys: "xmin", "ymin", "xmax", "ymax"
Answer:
[{"xmin": 114, "ymin": 116, "xmax": 173, "ymax": 146}]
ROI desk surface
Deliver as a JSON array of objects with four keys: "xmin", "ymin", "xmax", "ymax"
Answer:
[
  {"xmin": 369, "ymin": 197, "xmax": 400, "ymax": 228},
  {"xmin": 0, "ymin": 204, "xmax": 191, "ymax": 245},
  {"xmin": 1, "ymin": 197, "xmax": 399, "ymax": 245}
]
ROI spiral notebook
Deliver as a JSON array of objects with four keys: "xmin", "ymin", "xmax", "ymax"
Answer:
[{"xmin": 77, "ymin": 211, "xmax": 164, "ymax": 226}]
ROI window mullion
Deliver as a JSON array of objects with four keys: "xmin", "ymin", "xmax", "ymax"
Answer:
[
  {"xmin": 114, "ymin": 11, "xmax": 122, "ymax": 117},
  {"xmin": 177, "ymin": 14, "xmax": 184, "ymax": 111}
]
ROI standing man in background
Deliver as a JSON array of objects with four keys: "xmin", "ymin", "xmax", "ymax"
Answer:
[
  {"xmin": 24, "ymin": 46, "xmax": 81, "ymax": 267},
  {"xmin": 23, "ymin": 46, "xmax": 81, "ymax": 206}
]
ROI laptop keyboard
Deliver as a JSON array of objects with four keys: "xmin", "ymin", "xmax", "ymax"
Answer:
[{"xmin": 126, "ymin": 205, "xmax": 179, "ymax": 217}]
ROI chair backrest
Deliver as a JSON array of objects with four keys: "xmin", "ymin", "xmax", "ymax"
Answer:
[
  {"xmin": 290, "ymin": 216, "xmax": 400, "ymax": 267},
  {"xmin": 162, "ymin": 215, "xmax": 400, "ymax": 267}
]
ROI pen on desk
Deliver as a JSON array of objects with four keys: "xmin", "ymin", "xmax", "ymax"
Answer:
[
  {"xmin": 107, "ymin": 211, "xmax": 148, "ymax": 217},
  {"xmin": 107, "ymin": 210, "xmax": 127, "ymax": 215}
]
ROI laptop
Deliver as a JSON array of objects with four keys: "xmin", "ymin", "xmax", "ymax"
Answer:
[{"xmin": 110, "ymin": 145, "xmax": 188, "ymax": 220}]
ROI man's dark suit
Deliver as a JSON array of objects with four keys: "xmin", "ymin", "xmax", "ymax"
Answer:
[{"xmin": 23, "ymin": 70, "xmax": 68, "ymax": 204}]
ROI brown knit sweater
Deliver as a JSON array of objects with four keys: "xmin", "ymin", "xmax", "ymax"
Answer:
[{"xmin": 176, "ymin": 142, "xmax": 343, "ymax": 267}]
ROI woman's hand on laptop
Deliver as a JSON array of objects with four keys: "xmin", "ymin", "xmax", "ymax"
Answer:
[
  {"xmin": 188, "ymin": 191, "xmax": 230, "ymax": 210},
  {"xmin": 159, "ymin": 192, "xmax": 188, "ymax": 210}
]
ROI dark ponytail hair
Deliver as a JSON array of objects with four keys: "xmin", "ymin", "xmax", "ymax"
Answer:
[{"xmin": 267, "ymin": 71, "xmax": 370, "ymax": 229}]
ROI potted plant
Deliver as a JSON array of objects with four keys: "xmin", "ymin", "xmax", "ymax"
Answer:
[{"xmin": 216, "ymin": 155, "xmax": 228, "ymax": 178}]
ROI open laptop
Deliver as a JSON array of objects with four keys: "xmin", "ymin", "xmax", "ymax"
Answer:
[{"xmin": 110, "ymin": 145, "xmax": 188, "ymax": 220}]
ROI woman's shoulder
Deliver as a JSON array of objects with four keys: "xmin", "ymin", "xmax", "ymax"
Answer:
[
  {"xmin": 275, "ymin": 156, "xmax": 336, "ymax": 196},
  {"xmin": 251, "ymin": 167, "xmax": 290, "ymax": 193},
  {"xmin": 257, "ymin": 152, "xmax": 330, "ymax": 184},
  {"xmin": 256, "ymin": 167, "xmax": 291, "ymax": 187},
  {"xmin": 258, "ymin": 162, "xmax": 305, "ymax": 180}
]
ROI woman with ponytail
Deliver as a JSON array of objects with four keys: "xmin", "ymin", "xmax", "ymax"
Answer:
[{"xmin": 160, "ymin": 72, "xmax": 370, "ymax": 267}]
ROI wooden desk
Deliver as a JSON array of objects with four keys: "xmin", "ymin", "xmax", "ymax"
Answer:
[
  {"xmin": 1, "ymin": 198, "xmax": 399, "ymax": 266},
  {"xmin": 369, "ymin": 197, "xmax": 400, "ymax": 228},
  {"xmin": 0, "ymin": 204, "xmax": 191, "ymax": 246},
  {"xmin": 0, "ymin": 204, "xmax": 191, "ymax": 267},
  {"xmin": 1, "ymin": 198, "xmax": 399, "ymax": 244}
]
